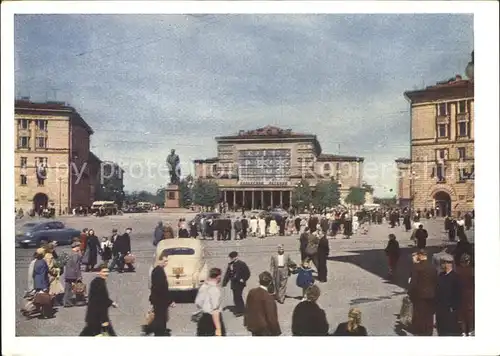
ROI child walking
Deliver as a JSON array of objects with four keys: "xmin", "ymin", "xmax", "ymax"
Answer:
[
  {"xmin": 100, "ymin": 236, "xmax": 113, "ymax": 266},
  {"xmin": 296, "ymin": 259, "xmax": 315, "ymax": 300},
  {"xmin": 384, "ymin": 234, "xmax": 400, "ymax": 278}
]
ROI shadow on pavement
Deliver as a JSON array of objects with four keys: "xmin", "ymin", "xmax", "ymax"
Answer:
[{"xmin": 327, "ymin": 245, "xmax": 445, "ymax": 290}]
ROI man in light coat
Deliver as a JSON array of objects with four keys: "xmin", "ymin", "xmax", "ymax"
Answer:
[{"xmin": 270, "ymin": 245, "xmax": 296, "ymax": 304}]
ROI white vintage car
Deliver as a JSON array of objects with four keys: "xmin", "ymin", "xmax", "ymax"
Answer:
[{"xmin": 151, "ymin": 238, "xmax": 209, "ymax": 294}]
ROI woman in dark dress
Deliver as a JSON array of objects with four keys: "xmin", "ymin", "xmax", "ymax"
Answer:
[
  {"xmin": 317, "ymin": 235, "xmax": 330, "ymax": 283},
  {"xmin": 453, "ymin": 234, "xmax": 473, "ymax": 266},
  {"xmin": 144, "ymin": 254, "xmax": 173, "ymax": 336},
  {"xmin": 456, "ymin": 254, "xmax": 474, "ymax": 336},
  {"xmin": 448, "ymin": 219, "xmax": 457, "ymax": 242},
  {"xmin": 80, "ymin": 265, "xmax": 117, "ymax": 336},
  {"xmin": 332, "ymin": 308, "xmax": 368, "ymax": 336},
  {"xmin": 85, "ymin": 229, "xmax": 101, "ymax": 272},
  {"xmin": 403, "ymin": 214, "xmax": 411, "ymax": 232},
  {"xmin": 291, "ymin": 285, "xmax": 329, "ymax": 336}
]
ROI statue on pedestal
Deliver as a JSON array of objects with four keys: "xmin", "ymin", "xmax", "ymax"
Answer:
[{"xmin": 166, "ymin": 149, "xmax": 181, "ymax": 185}]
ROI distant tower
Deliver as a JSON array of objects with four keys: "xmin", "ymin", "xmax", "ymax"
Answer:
[{"xmin": 465, "ymin": 50, "xmax": 474, "ymax": 81}]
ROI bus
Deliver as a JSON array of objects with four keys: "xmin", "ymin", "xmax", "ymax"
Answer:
[
  {"xmin": 137, "ymin": 202, "xmax": 153, "ymax": 211},
  {"xmin": 90, "ymin": 201, "xmax": 118, "ymax": 215}
]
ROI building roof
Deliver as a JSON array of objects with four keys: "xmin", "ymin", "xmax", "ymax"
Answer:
[
  {"xmin": 15, "ymin": 99, "xmax": 94, "ymax": 135},
  {"xmin": 193, "ymin": 157, "xmax": 219, "ymax": 164},
  {"xmin": 404, "ymin": 76, "xmax": 474, "ymax": 104},
  {"xmin": 395, "ymin": 158, "xmax": 411, "ymax": 164},
  {"xmin": 215, "ymin": 125, "xmax": 322, "ymax": 155},
  {"xmin": 88, "ymin": 151, "xmax": 102, "ymax": 163},
  {"xmin": 317, "ymin": 154, "xmax": 364, "ymax": 162}
]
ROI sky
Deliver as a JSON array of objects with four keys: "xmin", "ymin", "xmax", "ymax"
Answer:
[{"xmin": 14, "ymin": 14, "xmax": 473, "ymax": 197}]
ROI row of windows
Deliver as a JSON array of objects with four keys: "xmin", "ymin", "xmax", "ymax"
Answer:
[
  {"xmin": 435, "ymin": 147, "xmax": 468, "ymax": 161},
  {"xmin": 19, "ymin": 175, "xmax": 46, "ymax": 186},
  {"xmin": 19, "ymin": 157, "xmax": 48, "ymax": 168},
  {"xmin": 437, "ymin": 121, "xmax": 470, "ymax": 138},
  {"xmin": 18, "ymin": 136, "xmax": 47, "ymax": 149},
  {"xmin": 431, "ymin": 164, "xmax": 474, "ymax": 183},
  {"xmin": 436, "ymin": 100, "xmax": 471, "ymax": 116},
  {"xmin": 18, "ymin": 119, "xmax": 48, "ymax": 131}
]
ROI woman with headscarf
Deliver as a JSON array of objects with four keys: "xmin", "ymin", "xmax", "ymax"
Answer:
[
  {"xmin": 85, "ymin": 229, "xmax": 101, "ymax": 272},
  {"xmin": 291, "ymin": 285, "xmax": 329, "ymax": 336},
  {"xmin": 163, "ymin": 225, "xmax": 175, "ymax": 239},
  {"xmin": 43, "ymin": 242, "xmax": 64, "ymax": 302},
  {"xmin": 258, "ymin": 215, "xmax": 266, "ymax": 238},
  {"xmin": 332, "ymin": 308, "xmax": 368, "ymax": 336},
  {"xmin": 144, "ymin": 252, "xmax": 173, "ymax": 336},
  {"xmin": 269, "ymin": 217, "xmax": 279, "ymax": 236},
  {"xmin": 33, "ymin": 247, "xmax": 53, "ymax": 318}
]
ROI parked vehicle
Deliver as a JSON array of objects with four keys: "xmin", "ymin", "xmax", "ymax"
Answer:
[
  {"xmin": 270, "ymin": 207, "xmax": 289, "ymax": 218},
  {"xmin": 188, "ymin": 212, "xmax": 221, "ymax": 227},
  {"xmin": 16, "ymin": 221, "xmax": 81, "ymax": 248},
  {"xmin": 151, "ymin": 238, "xmax": 209, "ymax": 298},
  {"xmin": 90, "ymin": 201, "xmax": 118, "ymax": 215},
  {"xmin": 122, "ymin": 206, "xmax": 148, "ymax": 214},
  {"xmin": 136, "ymin": 202, "xmax": 153, "ymax": 211}
]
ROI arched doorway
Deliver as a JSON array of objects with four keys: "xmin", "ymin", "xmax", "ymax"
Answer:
[
  {"xmin": 434, "ymin": 191, "xmax": 451, "ymax": 217},
  {"xmin": 33, "ymin": 193, "xmax": 49, "ymax": 214}
]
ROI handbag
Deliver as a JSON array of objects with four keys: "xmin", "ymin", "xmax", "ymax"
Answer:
[
  {"xmin": 72, "ymin": 280, "xmax": 87, "ymax": 295},
  {"xmin": 399, "ymin": 295, "xmax": 413, "ymax": 327},
  {"xmin": 34, "ymin": 291, "xmax": 52, "ymax": 306},
  {"xmin": 191, "ymin": 310, "xmax": 203, "ymax": 323},
  {"xmin": 124, "ymin": 254, "xmax": 135, "ymax": 264},
  {"xmin": 145, "ymin": 308, "xmax": 155, "ymax": 326},
  {"xmin": 82, "ymin": 249, "xmax": 90, "ymax": 265}
]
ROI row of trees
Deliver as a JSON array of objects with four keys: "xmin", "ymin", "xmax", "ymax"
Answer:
[
  {"xmin": 292, "ymin": 179, "xmax": 368, "ymax": 211},
  {"xmin": 123, "ymin": 177, "xmax": 378, "ymax": 211}
]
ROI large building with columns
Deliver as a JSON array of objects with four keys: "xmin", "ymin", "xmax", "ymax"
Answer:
[{"xmin": 193, "ymin": 126, "xmax": 364, "ymax": 210}]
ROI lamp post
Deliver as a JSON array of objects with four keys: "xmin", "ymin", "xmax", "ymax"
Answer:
[{"xmin": 58, "ymin": 176, "xmax": 62, "ymax": 215}]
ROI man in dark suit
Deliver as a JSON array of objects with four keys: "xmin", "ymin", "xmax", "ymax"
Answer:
[
  {"xmin": 233, "ymin": 217, "xmax": 243, "ymax": 240},
  {"xmin": 408, "ymin": 250, "xmax": 438, "ymax": 336},
  {"xmin": 244, "ymin": 271, "xmax": 281, "ymax": 336},
  {"xmin": 299, "ymin": 228, "xmax": 310, "ymax": 263},
  {"xmin": 415, "ymin": 224, "xmax": 429, "ymax": 249},
  {"xmin": 113, "ymin": 228, "xmax": 134, "ymax": 273},
  {"xmin": 435, "ymin": 254, "xmax": 462, "ymax": 336},
  {"xmin": 241, "ymin": 215, "xmax": 249, "ymax": 239},
  {"xmin": 222, "ymin": 251, "xmax": 250, "ymax": 316}
]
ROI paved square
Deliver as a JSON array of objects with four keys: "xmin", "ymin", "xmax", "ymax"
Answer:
[{"xmin": 15, "ymin": 213, "xmax": 473, "ymax": 336}]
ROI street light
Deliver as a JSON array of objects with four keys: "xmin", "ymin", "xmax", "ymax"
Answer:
[{"xmin": 58, "ymin": 176, "xmax": 63, "ymax": 215}]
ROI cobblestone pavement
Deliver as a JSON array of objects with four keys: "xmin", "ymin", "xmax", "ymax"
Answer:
[{"xmin": 15, "ymin": 213, "xmax": 474, "ymax": 336}]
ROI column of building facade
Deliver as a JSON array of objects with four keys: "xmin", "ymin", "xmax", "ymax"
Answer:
[
  {"xmin": 270, "ymin": 191, "xmax": 273, "ymax": 208},
  {"xmin": 260, "ymin": 191, "xmax": 264, "ymax": 209},
  {"xmin": 233, "ymin": 190, "xmax": 236, "ymax": 208},
  {"xmin": 280, "ymin": 191, "xmax": 283, "ymax": 207},
  {"xmin": 251, "ymin": 190, "xmax": 255, "ymax": 210},
  {"xmin": 223, "ymin": 190, "xmax": 227, "ymax": 204}
]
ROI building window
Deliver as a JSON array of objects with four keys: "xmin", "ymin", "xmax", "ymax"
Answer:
[
  {"xmin": 458, "ymin": 100, "xmax": 467, "ymax": 114},
  {"xmin": 437, "ymin": 124, "xmax": 448, "ymax": 138},
  {"xmin": 167, "ymin": 192, "xmax": 176, "ymax": 200},
  {"xmin": 435, "ymin": 164, "xmax": 445, "ymax": 182},
  {"xmin": 436, "ymin": 149, "xmax": 447, "ymax": 160},
  {"xmin": 36, "ymin": 119, "xmax": 48, "ymax": 131},
  {"xmin": 437, "ymin": 103, "xmax": 448, "ymax": 116},
  {"xmin": 19, "ymin": 119, "xmax": 29, "ymax": 129},
  {"xmin": 212, "ymin": 164, "xmax": 218, "ymax": 175},
  {"xmin": 20, "ymin": 157, "xmax": 28, "ymax": 168},
  {"xmin": 457, "ymin": 147, "xmax": 466, "ymax": 160},
  {"xmin": 458, "ymin": 121, "xmax": 468, "ymax": 137},
  {"xmin": 18, "ymin": 136, "xmax": 30, "ymax": 148},
  {"xmin": 323, "ymin": 163, "xmax": 331, "ymax": 172},
  {"xmin": 36, "ymin": 136, "xmax": 47, "ymax": 148},
  {"xmin": 20, "ymin": 174, "xmax": 27, "ymax": 185}
]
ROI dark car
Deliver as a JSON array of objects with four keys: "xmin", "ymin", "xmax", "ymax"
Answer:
[
  {"xmin": 15, "ymin": 220, "xmax": 81, "ymax": 248},
  {"xmin": 123, "ymin": 206, "xmax": 148, "ymax": 214},
  {"xmin": 189, "ymin": 212, "xmax": 221, "ymax": 227}
]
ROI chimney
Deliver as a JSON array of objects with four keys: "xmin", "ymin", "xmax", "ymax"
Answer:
[{"xmin": 455, "ymin": 74, "xmax": 462, "ymax": 81}]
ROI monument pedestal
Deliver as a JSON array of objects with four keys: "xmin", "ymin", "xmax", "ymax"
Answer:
[{"xmin": 165, "ymin": 184, "xmax": 181, "ymax": 209}]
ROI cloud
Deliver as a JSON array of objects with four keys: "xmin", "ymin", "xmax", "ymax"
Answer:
[{"xmin": 14, "ymin": 14, "xmax": 473, "ymax": 196}]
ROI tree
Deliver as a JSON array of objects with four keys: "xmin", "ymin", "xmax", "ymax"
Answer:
[
  {"xmin": 192, "ymin": 179, "xmax": 220, "ymax": 208},
  {"xmin": 178, "ymin": 178, "xmax": 193, "ymax": 208},
  {"xmin": 314, "ymin": 179, "xmax": 341, "ymax": 210},
  {"xmin": 292, "ymin": 179, "xmax": 313, "ymax": 212},
  {"xmin": 344, "ymin": 186, "xmax": 366, "ymax": 207}
]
